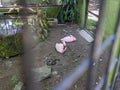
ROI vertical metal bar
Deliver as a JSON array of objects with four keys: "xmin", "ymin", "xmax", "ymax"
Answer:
[
  {"xmin": 84, "ymin": 0, "xmax": 89, "ymax": 29},
  {"xmin": 86, "ymin": 0, "xmax": 105, "ymax": 89},
  {"xmin": 111, "ymin": 55, "xmax": 120, "ymax": 90},
  {"xmin": 77, "ymin": 0, "xmax": 86, "ymax": 28},
  {"xmin": 113, "ymin": 54, "xmax": 120, "ymax": 90},
  {"xmin": 111, "ymin": 16, "xmax": 120, "ymax": 90},
  {"xmin": 17, "ymin": 0, "xmax": 40, "ymax": 90},
  {"xmin": 95, "ymin": 34, "xmax": 115, "ymax": 58},
  {"xmin": 87, "ymin": 0, "xmax": 120, "ymax": 90}
]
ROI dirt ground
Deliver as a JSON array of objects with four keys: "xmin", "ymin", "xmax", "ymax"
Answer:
[
  {"xmin": 36, "ymin": 24, "xmax": 92, "ymax": 90},
  {"xmin": 0, "ymin": 24, "xmax": 110, "ymax": 90}
]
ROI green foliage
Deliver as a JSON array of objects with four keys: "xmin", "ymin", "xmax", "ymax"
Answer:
[
  {"xmin": 27, "ymin": 0, "xmax": 51, "ymax": 41},
  {"xmin": 26, "ymin": 0, "xmax": 42, "ymax": 4},
  {"xmin": 8, "ymin": 8, "xmax": 19, "ymax": 14},
  {"xmin": 86, "ymin": 19, "xmax": 97, "ymax": 30},
  {"xmin": 0, "ymin": 33, "xmax": 23, "ymax": 58},
  {"xmin": 42, "ymin": 6, "xmax": 61, "ymax": 18},
  {"xmin": 26, "ymin": 0, "xmax": 49, "ymax": 4},
  {"xmin": 13, "ymin": 19, "xmax": 24, "ymax": 25},
  {"xmin": 33, "ymin": 9, "xmax": 49, "ymax": 41},
  {"xmin": 11, "ymin": 75, "xmax": 18, "ymax": 84},
  {"xmin": 58, "ymin": 0, "xmax": 78, "ymax": 23}
]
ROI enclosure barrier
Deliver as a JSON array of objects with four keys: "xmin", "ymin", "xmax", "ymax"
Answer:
[
  {"xmin": 0, "ymin": 0, "xmax": 120, "ymax": 90},
  {"xmin": 53, "ymin": 0, "xmax": 120, "ymax": 90}
]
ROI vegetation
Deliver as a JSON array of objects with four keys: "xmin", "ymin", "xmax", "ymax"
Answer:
[
  {"xmin": 0, "ymin": 19, "xmax": 23, "ymax": 58},
  {"xmin": 42, "ymin": 6, "xmax": 61, "ymax": 18},
  {"xmin": 26, "ymin": 0, "xmax": 49, "ymax": 4},
  {"xmin": 11, "ymin": 75, "xmax": 18, "ymax": 84},
  {"xmin": 0, "ymin": 33, "xmax": 23, "ymax": 58},
  {"xmin": 86, "ymin": 19, "xmax": 97, "ymax": 30},
  {"xmin": 33, "ymin": 9, "xmax": 49, "ymax": 41},
  {"xmin": 58, "ymin": 0, "xmax": 78, "ymax": 23}
]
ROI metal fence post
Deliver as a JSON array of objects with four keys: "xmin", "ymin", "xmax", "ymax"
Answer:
[{"xmin": 87, "ymin": 0, "xmax": 120, "ymax": 90}]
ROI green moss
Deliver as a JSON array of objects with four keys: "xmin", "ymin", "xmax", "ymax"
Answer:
[
  {"xmin": 0, "ymin": 33, "xmax": 23, "ymax": 58},
  {"xmin": 42, "ymin": 6, "xmax": 61, "ymax": 18}
]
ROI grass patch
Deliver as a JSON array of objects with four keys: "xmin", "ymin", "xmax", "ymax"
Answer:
[{"xmin": 86, "ymin": 19, "xmax": 97, "ymax": 30}]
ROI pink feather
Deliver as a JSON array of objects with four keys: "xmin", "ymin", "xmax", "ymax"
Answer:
[
  {"xmin": 55, "ymin": 42, "xmax": 67, "ymax": 53},
  {"xmin": 61, "ymin": 35, "xmax": 76, "ymax": 42}
]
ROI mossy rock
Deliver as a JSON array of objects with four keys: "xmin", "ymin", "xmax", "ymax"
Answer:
[{"xmin": 0, "ymin": 33, "xmax": 23, "ymax": 58}]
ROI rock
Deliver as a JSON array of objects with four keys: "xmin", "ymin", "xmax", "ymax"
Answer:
[
  {"xmin": 46, "ymin": 59, "xmax": 57, "ymax": 66},
  {"xmin": 98, "ymin": 76, "xmax": 102, "ymax": 80},
  {"xmin": 47, "ymin": 18, "xmax": 58, "ymax": 27},
  {"xmin": 99, "ymin": 58, "xmax": 103, "ymax": 62},
  {"xmin": 5, "ymin": 60, "xmax": 13, "ymax": 68},
  {"xmin": 32, "ymin": 65, "xmax": 51, "ymax": 82},
  {"xmin": 0, "ymin": 58, "xmax": 2, "ymax": 61},
  {"xmin": 96, "ymin": 82, "xmax": 98, "ymax": 85},
  {"xmin": 63, "ymin": 29, "xmax": 68, "ymax": 33},
  {"xmin": 13, "ymin": 82, "xmax": 24, "ymax": 90},
  {"xmin": 52, "ymin": 71, "xmax": 58, "ymax": 75},
  {"xmin": 79, "ymin": 30, "xmax": 94, "ymax": 43},
  {"xmin": 93, "ymin": 62, "xmax": 96, "ymax": 66}
]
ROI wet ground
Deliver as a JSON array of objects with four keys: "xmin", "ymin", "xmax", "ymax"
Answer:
[{"xmin": 0, "ymin": 24, "xmax": 110, "ymax": 90}]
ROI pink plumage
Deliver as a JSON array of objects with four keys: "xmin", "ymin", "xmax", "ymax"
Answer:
[
  {"xmin": 55, "ymin": 41, "xmax": 67, "ymax": 53},
  {"xmin": 61, "ymin": 35, "xmax": 76, "ymax": 42}
]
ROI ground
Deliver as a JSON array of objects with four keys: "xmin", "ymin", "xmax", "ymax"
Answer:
[{"xmin": 0, "ymin": 24, "xmax": 110, "ymax": 90}]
